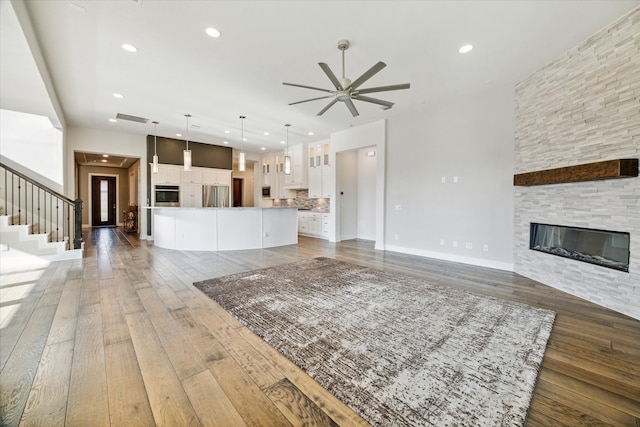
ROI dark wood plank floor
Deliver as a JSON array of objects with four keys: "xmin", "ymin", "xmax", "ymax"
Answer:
[{"xmin": 1, "ymin": 227, "xmax": 638, "ymax": 426}]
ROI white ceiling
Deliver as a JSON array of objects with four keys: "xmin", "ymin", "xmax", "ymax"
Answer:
[{"xmin": 5, "ymin": 0, "xmax": 640, "ymax": 155}]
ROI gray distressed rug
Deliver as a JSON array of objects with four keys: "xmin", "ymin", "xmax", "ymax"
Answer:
[{"xmin": 194, "ymin": 257, "xmax": 555, "ymax": 426}]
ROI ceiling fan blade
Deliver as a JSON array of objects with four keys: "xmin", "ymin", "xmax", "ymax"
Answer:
[
  {"xmin": 289, "ymin": 95, "xmax": 333, "ymax": 106},
  {"xmin": 353, "ymin": 95, "xmax": 394, "ymax": 109},
  {"xmin": 318, "ymin": 63, "xmax": 343, "ymax": 90},
  {"xmin": 283, "ymin": 82, "xmax": 334, "ymax": 94},
  {"xmin": 354, "ymin": 83, "xmax": 410, "ymax": 95},
  {"xmin": 344, "ymin": 98, "xmax": 360, "ymax": 117},
  {"xmin": 348, "ymin": 61, "xmax": 386, "ymax": 90},
  {"xmin": 317, "ymin": 98, "xmax": 339, "ymax": 116}
]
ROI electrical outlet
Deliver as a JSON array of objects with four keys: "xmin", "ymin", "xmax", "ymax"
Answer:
[
  {"xmin": 452, "ymin": 241, "xmax": 458, "ymax": 247},
  {"xmin": 441, "ymin": 176, "xmax": 446, "ymax": 184},
  {"xmin": 440, "ymin": 239, "xmax": 445, "ymax": 246},
  {"xmin": 394, "ymin": 234, "xmax": 399, "ymax": 240},
  {"xmin": 465, "ymin": 242, "xmax": 472, "ymax": 249},
  {"xmin": 483, "ymin": 244, "xmax": 489, "ymax": 252},
  {"xmin": 395, "ymin": 204, "xmax": 402, "ymax": 211}
]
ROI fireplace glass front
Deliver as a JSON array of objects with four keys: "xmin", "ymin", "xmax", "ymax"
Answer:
[{"xmin": 530, "ymin": 223, "xmax": 630, "ymax": 272}]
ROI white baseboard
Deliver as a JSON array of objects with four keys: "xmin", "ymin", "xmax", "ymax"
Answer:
[{"xmin": 384, "ymin": 244, "xmax": 514, "ymax": 272}]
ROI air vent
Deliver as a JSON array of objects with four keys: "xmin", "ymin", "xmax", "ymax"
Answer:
[{"xmin": 116, "ymin": 113, "xmax": 149, "ymax": 124}]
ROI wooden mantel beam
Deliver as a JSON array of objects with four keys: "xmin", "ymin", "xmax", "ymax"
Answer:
[{"xmin": 514, "ymin": 158, "xmax": 638, "ymax": 186}]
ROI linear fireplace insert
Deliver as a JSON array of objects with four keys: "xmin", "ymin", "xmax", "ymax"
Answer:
[{"xmin": 530, "ymin": 223, "xmax": 630, "ymax": 272}]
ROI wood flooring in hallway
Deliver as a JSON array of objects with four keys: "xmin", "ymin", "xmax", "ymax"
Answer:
[{"xmin": 1, "ymin": 227, "xmax": 639, "ymax": 426}]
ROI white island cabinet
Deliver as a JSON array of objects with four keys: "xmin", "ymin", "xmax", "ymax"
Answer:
[{"xmin": 150, "ymin": 207, "xmax": 297, "ymax": 251}]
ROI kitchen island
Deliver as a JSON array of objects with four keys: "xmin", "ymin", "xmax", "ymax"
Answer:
[{"xmin": 148, "ymin": 207, "xmax": 298, "ymax": 251}]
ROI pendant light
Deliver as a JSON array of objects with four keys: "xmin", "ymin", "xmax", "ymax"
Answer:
[
  {"xmin": 151, "ymin": 121, "xmax": 159, "ymax": 173},
  {"xmin": 284, "ymin": 124, "xmax": 291, "ymax": 175},
  {"xmin": 239, "ymin": 115, "xmax": 246, "ymax": 172},
  {"xmin": 183, "ymin": 114, "xmax": 192, "ymax": 171}
]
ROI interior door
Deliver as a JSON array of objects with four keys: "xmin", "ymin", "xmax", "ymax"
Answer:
[
  {"xmin": 91, "ymin": 176, "xmax": 117, "ymax": 227},
  {"xmin": 233, "ymin": 178, "xmax": 242, "ymax": 207}
]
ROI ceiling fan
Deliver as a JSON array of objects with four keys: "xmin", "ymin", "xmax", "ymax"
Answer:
[{"xmin": 283, "ymin": 39, "xmax": 410, "ymax": 117}]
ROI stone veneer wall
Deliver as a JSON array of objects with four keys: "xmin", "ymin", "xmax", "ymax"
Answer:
[{"xmin": 514, "ymin": 8, "xmax": 640, "ymax": 320}]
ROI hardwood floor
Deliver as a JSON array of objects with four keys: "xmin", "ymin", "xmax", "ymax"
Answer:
[{"xmin": 1, "ymin": 227, "xmax": 639, "ymax": 426}]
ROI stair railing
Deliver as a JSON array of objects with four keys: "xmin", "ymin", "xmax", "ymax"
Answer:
[{"xmin": 0, "ymin": 161, "xmax": 83, "ymax": 250}]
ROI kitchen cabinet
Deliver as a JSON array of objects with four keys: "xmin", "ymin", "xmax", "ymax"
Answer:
[
  {"xmin": 261, "ymin": 155, "xmax": 273, "ymax": 186},
  {"xmin": 298, "ymin": 211, "xmax": 309, "ymax": 233},
  {"xmin": 298, "ymin": 211, "xmax": 329, "ymax": 239},
  {"xmin": 155, "ymin": 164, "xmax": 182, "ymax": 185},
  {"xmin": 308, "ymin": 212, "xmax": 321, "ymax": 235},
  {"xmin": 282, "ymin": 144, "xmax": 307, "ymax": 190},
  {"xmin": 321, "ymin": 213, "xmax": 330, "ymax": 238},
  {"xmin": 202, "ymin": 169, "xmax": 231, "ymax": 186},
  {"xmin": 181, "ymin": 183, "xmax": 203, "ymax": 207},
  {"xmin": 182, "ymin": 168, "xmax": 203, "ymax": 184},
  {"xmin": 307, "ymin": 142, "xmax": 332, "ymax": 198}
]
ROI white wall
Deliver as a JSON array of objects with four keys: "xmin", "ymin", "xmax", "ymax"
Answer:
[
  {"xmin": 356, "ymin": 147, "xmax": 377, "ymax": 241},
  {"xmin": 337, "ymin": 151, "xmax": 358, "ymax": 240},
  {"xmin": 385, "ymin": 85, "xmax": 515, "ymax": 271},
  {"xmin": 66, "ymin": 126, "xmax": 147, "ymax": 237}
]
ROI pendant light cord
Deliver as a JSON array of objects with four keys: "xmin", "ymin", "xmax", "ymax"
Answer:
[
  {"xmin": 185, "ymin": 114, "xmax": 191, "ymax": 150},
  {"xmin": 240, "ymin": 115, "xmax": 246, "ymax": 151},
  {"xmin": 153, "ymin": 121, "xmax": 158, "ymax": 154}
]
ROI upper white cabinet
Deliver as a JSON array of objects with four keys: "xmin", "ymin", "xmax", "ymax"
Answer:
[
  {"xmin": 282, "ymin": 144, "xmax": 307, "ymax": 190},
  {"xmin": 261, "ymin": 156, "xmax": 273, "ymax": 187},
  {"xmin": 307, "ymin": 142, "xmax": 332, "ymax": 199},
  {"xmin": 202, "ymin": 169, "xmax": 231, "ymax": 186},
  {"xmin": 182, "ymin": 168, "xmax": 203, "ymax": 184},
  {"xmin": 155, "ymin": 164, "xmax": 182, "ymax": 185}
]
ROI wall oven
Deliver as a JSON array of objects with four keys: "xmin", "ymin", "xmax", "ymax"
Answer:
[{"xmin": 154, "ymin": 185, "xmax": 180, "ymax": 207}]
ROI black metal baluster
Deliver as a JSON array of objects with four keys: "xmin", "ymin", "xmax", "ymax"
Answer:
[
  {"xmin": 4, "ymin": 168, "xmax": 7, "ymax": 218},
  {"xmin": 37, "ymin": 187, "xmax": 41, "ymax": 233},
  {"xmin": 31, "ymin": 182, "xmax": 34, "ymax": 230},
  {"xmin": 17, "ymin": 176, "xmax": 22, "ymax": 225},
  {"xmin": 66, "ymin": 203, "xmax": 70, "ymax": 249},
  {"xmin": 11, "ymin": 174, "xmax": 14, "ymax": 224},
  {"xmin": 56, "ymin": 197, "xmax": 59, "ymax": 242},
  {"xmin": 24, "ymin": 176, "xmax": 27, "ymax": 225},
  {"xmin": 43, "ymin": 189, "xmax": 46, "ymax": 234}
]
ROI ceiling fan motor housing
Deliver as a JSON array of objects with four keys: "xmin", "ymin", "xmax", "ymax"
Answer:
[{"xmin": 337, "ymin": 39, "xmax": 350, "ymax": 50}]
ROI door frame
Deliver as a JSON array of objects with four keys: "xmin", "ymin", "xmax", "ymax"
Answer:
[{"xmin": 88, "ymin": 173, "xmax": 120, "ymax": 227}]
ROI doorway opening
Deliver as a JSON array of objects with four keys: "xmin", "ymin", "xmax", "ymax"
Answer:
[
  {"xmin": 91, "ymin": 175, "xmax": 117, "ymax": 227},
  {"xmin": 233, "ymin": 178, "xmax": 243, "ymax": 207}
]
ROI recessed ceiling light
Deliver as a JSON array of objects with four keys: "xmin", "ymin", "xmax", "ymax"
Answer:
[
  {"xmin": 102, "ymin": 154, "xmax": 109, "ymax": 158},
  {"xmin": 308, "ymin": 132, "xmax": 314, "ymax": 136},
  {"xmin": 458, "ymin": 44, "xmax": 473, "ymax": 54},
  {"xmin": 121, "ymin": 43, "xmax": 137, "ymax": 53},
  {"xmin": 224, "ymin": 130, "xmax": 230, "ymax": 134},
  {"xmin": 205, "ymin": 27, "xmax": 221, "ymax": 38},
  {"xmin": 280, "ymin": 140, "xmax": 285, "ymax": 144},
  {"xmin": 176, "ymin": 133, "xmax": 182, "ymax": 137},
  {"xmin": 264, "ymin": 132, "xmax": 269, "ymax": 136},
  {"xmin": 223, "ymin": 141, "xmax": 229, "ymax": 144},
  {"xmin": 108, "ymin": 118, "xmax": 117, "ymax": 123},
  {"xmin": 242, "ymin": 138, "xmax": 247, "ymax": 142},
  {"xmin": 113, "ymin": 93, "xmax": 124, "ymax": 99},
  {"xmin": 261, "ymin": 147, "xmax": 266, "ymax": 151},
  {"xmin": 101, "ymin": 159, "xmax": 108, "ymax": 163}
]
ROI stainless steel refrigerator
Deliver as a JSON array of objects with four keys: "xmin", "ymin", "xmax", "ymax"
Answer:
[{"xmin": 202, "ymin": 185, "xmax": 230, "ymax": 207}]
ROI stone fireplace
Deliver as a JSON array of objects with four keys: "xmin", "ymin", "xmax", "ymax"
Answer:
[{"xmin": 513, "ymin": 8, "xmax": 640, "ymax": 320}]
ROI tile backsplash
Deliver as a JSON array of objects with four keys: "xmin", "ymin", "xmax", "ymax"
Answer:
[{"xmin": 272, "ymin": 190, "xmax": 330, "ymax": 212}]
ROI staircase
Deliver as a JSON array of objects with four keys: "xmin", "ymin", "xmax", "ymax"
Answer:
[{"xmin": 0, "ymin": 162, "xmax": 83, "ymax": 262}]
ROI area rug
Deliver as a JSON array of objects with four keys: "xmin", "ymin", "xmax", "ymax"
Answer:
[{"xmin": 194, "ymin": 257, "xmax": 555, "ymax": 426}]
